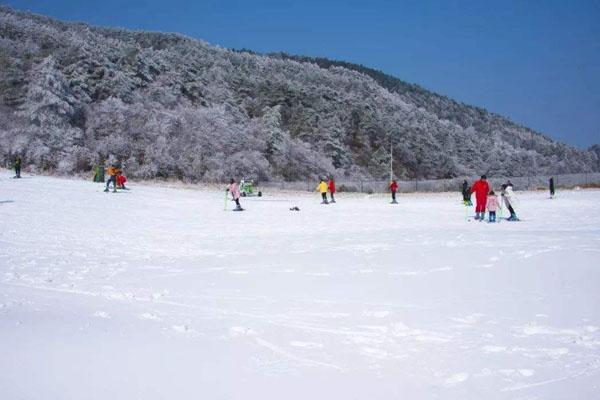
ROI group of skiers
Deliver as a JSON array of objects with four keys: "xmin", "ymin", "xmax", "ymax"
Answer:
[
  {"xmin": 316, "ymin": 177, "xmax": 336, "ymax": 204},
  {"xmin": 99, "ymin": 164, "xmax": 128, "ymax": 192},
  {"xmin": 463, "ymin": 175, "xmax": 519, "ymax": 222},
  {"xmin": 7, "ymin": 155, "xmax": 558, "ymax": 222}
]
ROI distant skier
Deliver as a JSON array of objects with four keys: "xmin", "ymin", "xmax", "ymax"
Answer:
[
  {"xmin": 228, "ymin": 178, "xmax": 243, "ymax": 211},
  {"xmin": 104, "ymin": 165, "xmax": 119, "ymax": 192},
  {"xmin": 328, "ymin": 176, "xmax": 336, "ymax": 203},
  {"xmin": 316, "ymin": 178, "xmax": 328, "ymax": 204},
  {"xmin": 116, "ymin": 171, "xmax": 128, "ymax": 190},
  {"xmin": 486, "ymin": 190, "xmax": 499, "ymax": 222},
  {"xmin": 470, "ymin": 175, "xmax": 489, "ymax": 221},
  {"xmin": 549, "ymin": 177, "xmax": 555, "ymax": 198},
  {"xmin": 501, "ymin": 183, "xmax": 519, "ymax": 221},
  {"xmin": 92, "ymin": 164, "xmax": 105, "ymax": 183},
  {"xmin": 13, "ymin": 156, "xmax": 21, "ymax": 179},
  {"xmin": 389, "ymin": 179, "xmax": 398, "ymax": 204},
  {"xmin": 462, "ymin": 180, "xmax": 472, "ymax": 205}
]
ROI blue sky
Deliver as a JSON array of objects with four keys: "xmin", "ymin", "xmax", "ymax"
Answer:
[{"xmin": 5, "ymin": 0, "xmax": 600, "ymax": 148}]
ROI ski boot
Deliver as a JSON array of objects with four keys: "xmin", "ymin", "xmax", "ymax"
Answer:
[
  {"xmin": 507, "ymin": 213, "xmax": 519, "ymax": 221},
  {"xmin": 104, "ymin": 188, "xmax": 109, "ymax": 192}
]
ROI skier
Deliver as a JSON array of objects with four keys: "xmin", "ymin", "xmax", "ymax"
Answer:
[
  {"xmin": 328, "ymin": 176, "xmax": 336, "ymax": 203},
  {"xmin": 116, "ymin": 171, "xmax": 128, "ymax": 190},
  {"xmin": 462, "ymin": 180, "xmax": 472, "ymax": 205},
  {"xmin": 389, "ymin": 179, "xmax": 398, "ymax": 204},
  {"xmin": 316, "ymin": 178, "xmax": 328, "ymax": 204},
  {"xmin": 486, "ymin": 190, "xmax": 499, "ymax": 222},
  {"xmin": 470, "ymin": 175, "xmax": 489, "ymax": 221},
  {"xmin": 549, "ymin": 177, "xmax": 555, "ymax": 198},
  {"xmin": 104, "ymin": 165, "xmax": 119, "ymax": 192},
  {"xmin": 228, "ymin": 178, "xmax": 243, "ymax": 211},
  {"xmin": 92, "ymin": 164, "xmax": 105, "ymax": 183},
  {"xmin": 13, "ymin": 156, "xmax": 21, "ymax": 179},
  {"xmin": 501, "ymin": 183, "xmax": 519, "ymax": 221}
]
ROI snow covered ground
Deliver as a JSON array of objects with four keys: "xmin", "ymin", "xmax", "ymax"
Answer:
[{"xmin": 1, "ymin": 170, "xmax": 600, "ymax": 400}]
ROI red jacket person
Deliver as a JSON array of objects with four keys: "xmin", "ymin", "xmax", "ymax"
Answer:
[{"xmin": 471, "ymin": 175, "xmax": 490, "ymax": 220}]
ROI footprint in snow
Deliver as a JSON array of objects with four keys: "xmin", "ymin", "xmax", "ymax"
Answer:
[
  {"xmin": 172, "ymin": 325, "xmax": 199, "ymax": 336},
  {"xmin": 481, "ymin": 345, "xmax": 506, "ymax": 353},
  {"xmin": 228, "ymin": 326, "xmax": 257, "ymax": 338},
  {"xmin": 363, "ymin": 310, "xmax": 390, "ymax": 318},
  {"xmin": 290, "ymin": 341, "xmax": 324, "ymax": 349},
  {"xmin": 138, "ymin": 312, "xmax": 162, "ymax": 321},
  {"xmin": 444, "ymin": 372, "xmax": 470, "ymax": 387},
  {"xmin": 93, "ymin": 311, "xmax": 111, "ymax": 319}
]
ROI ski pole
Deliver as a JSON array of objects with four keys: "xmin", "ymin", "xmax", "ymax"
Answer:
[{"xmin": 498, "ymin": 196, "xmax": 503, "ymax": 222}]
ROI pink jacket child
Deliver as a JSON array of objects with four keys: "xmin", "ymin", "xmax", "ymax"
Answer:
[
  {"xmin": 228, "ymin": 178, "xmax": 243, "ymax": 210},
  {"xmin": 486, "ymin": 191, "xmax": 499, "ymax": 222},
  {"xmin": 229, "ymin": 182, "xmax": 240, "ymax": 199}
]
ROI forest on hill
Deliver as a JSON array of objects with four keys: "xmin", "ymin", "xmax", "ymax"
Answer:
[{"xmin": 1, "ymin": 5, "xmax": 598, "ymax": 182}]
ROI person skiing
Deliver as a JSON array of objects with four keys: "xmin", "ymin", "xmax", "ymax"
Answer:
[
  {"xmin": 486, "ymin": 190, "xmax": 499, "ymax": 222},
  {"xmin": 316, "ymin": 178, "xmax": 328, "ymax": 204},
  {"xmin": 104, "ymin": 165, "xmax": 119, "ymax": 193},
  {"xmin": 228, "ymin": 178, "xmax": 243, "ymax": 211},
  {"xmin": 328, "ymin": 176, "xmax": 336, "ymax": 203},
  {"xmin": 501, "ymin": 183, "xmax": 519, "ymax": 221},
  {"xmin": 549, "ymin": 177, "xmax": 555, "ymax": 198},
  {"xmin": 462, "ymin": 180, "xmax": 472, "ymax": 205},
  {"xmin": 470, "ymin": 175, "xmax": 489, "ymax": 221},
  {"xmin": 13, "ymin": 156, "xmax": 21, "ymax": 179},
  {"xmin": 116, "ymin": 171, "xmax": 128, "ymax": 190},
  {"xmin": 389, "ymin": 179, "xmax": 398, "ymax": 204},
  {"xmin": 93, "ymin": 164, "xmax": 104, "ymax": 183}
]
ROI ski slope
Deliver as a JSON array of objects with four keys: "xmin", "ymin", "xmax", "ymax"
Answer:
[{"xmin": 1, "ymin": 170, "xmax": 600, "ymax": 399}]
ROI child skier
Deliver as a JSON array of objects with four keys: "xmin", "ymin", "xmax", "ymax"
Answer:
[
  {"xmin": 104, "ymin": 165, "xmax": 119, "ymax": 192},
  {"xmin": 228, "ymin": 178, "xmax": 243, "ymax": 211},
  {"xmin": 316, "ymin": 178, "xmax": 328, "ymax": 204},
  {"xmin": 470, "ymin": 175, "xmax": 489, "ymax": 220},
  {"xmin": 389, "ymin": 180, "xmax": 398, "ymax": 204},
  {"xmin": 116, "ymin": 171, "xmax": 128, "ymax": 190},
  {"xmin": 486, "ymin": 190, "xmax": 499, "ymax": 222},
  {"xmin": 501, "ymin": 183, "xmax": 519, "ymax": 221},
  {"xmin": 462, "ymin": 180, "xmax": 472, "ymax": 205},
  {"xmin": 328, "ymin": 176, "xmax": 336, "ymax": 203}
]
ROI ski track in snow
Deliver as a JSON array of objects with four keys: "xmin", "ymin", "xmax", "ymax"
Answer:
[{"xmin": 1, "ymin": 171, "xmax": 600, "ymax": 399}]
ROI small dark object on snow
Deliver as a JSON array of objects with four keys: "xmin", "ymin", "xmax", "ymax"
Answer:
[{"xmin": 289, "ymin": 206, "xmax": 300, "ymax": 211}]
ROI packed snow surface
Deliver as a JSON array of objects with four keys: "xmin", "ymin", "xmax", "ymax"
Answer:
[{"xmin": 1, "ymin": 171, "xmax": 600, "ymax": 399}]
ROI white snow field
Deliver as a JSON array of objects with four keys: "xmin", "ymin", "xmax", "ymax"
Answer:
[{"xmin": 1, "ymin": 170, "xmax": 600, "ymax": 400}]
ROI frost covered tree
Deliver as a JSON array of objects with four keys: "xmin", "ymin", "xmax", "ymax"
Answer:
[{"xmin": 0, "ymin": 5, "xmax": 598, "ymax": 181}]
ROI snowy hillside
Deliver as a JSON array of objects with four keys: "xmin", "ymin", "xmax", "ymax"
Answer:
[
  {"xmin": 1, "ymin": 171, "xmax": 599, "ymax": 399},
  {"xmin": 1, "ymin": 5, "xmax": 598, "ymax": 182}
]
